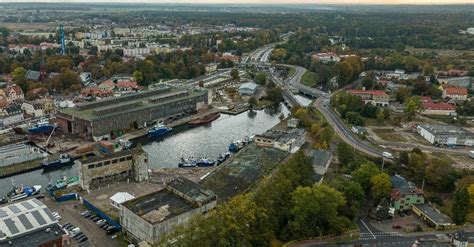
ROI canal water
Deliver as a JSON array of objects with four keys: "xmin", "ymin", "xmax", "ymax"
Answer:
[{"xmin": 0, "ymin": 104, "xmax": 290, "ymax": 196}]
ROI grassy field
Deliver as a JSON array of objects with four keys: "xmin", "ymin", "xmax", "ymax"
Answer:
[
  {"xmin": 372, "ymin": 128, "xmax": 407, "ymax": 142},
  {"xmin": 301, "ymin": 71, "xmax": 318, "ymax": 87}
]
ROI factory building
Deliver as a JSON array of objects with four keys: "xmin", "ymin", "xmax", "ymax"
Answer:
[
  {"xmin": 120, "ymin": 177, "xmax": 217, "ymax": 245},
  {"xmin": 57, "ymin": 86, "xmax": 208, "ymax": 140},
  {"xmin": 417, "ymin": 124, "xmax": 474, "ymax": 146},
  {"xmin": 77, "ymin": 148, "xmax": 149, "ymax": 190}
]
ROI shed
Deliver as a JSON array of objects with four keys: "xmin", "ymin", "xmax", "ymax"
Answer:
[{"xmin": 110, "ymin": 192, "xmax": 135, "ymax": 208}]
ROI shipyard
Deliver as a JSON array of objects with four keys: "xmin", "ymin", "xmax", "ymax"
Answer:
[{"xmin": 1, "ymin": 3, "xmax": 474, "ymax": 247}]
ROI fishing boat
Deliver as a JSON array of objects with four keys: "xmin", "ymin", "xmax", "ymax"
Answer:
[
  {"xmin": 178, "ymin": 158, "xmax": 197, "ymax": 168},
  {"xmin": 196, "ymin": 158, "xmax": 216, "ymax": 167},
  {"xmin": 46, "ymin": 176, "xmax": 80, "ymax": 192},
  {"xmin": 188, "ymin": 112, "xmax": 221, "ymax": 127},
  {"xmin": 216, "ymin": 152, "xmax": 231, "ymax": 165},
  {"xmin": 28, "ymin": 119, "xmax": 57, "ymax": 134},
  {"xmin": 41, "ymin": 154, "xmax": 74, "ymax": 171},
  {"xmin": 148, "ymin": 124, "xmax": 172, "ymax": 138},
  {"xmin": 7, "ymin": 184, "xmax": 42, "ymax": 202}
]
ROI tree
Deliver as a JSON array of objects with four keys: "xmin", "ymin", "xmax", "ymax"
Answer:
[
  {"xmin": 370, "ymin": 173, "xmax": 392, "ymax": 201},
  {"xmin": 452, "ymin": 185, "xmax": 470, "ymax": 225},
  {"xmin": 266, "ymin": 87, "xmax": 283, "ymax": 104},
  {"xmin": 132, "ymin": 70, "xmax": 144, "ymax": 83},
  {"xmin": 12, "ymin": 67, "xmax": 27, "ymax": 81},
  {"xmin": 425, "ymin": 158, "xmax": 455, "ymax": 192},
  {"xmin": 344, "ymin": 181, "xmax": 366, "ymax": 209},
  {"xmin": 289, "ymin": 184, "xmax": 350, "ymax": 238},
  {"xmin": 404, "ymin": 96, "xmax": 423, "ymax": 120},
  {"xmin": 376, "ymin": 110, "xmax": 385, "ymax": 123},
  {"xmin": 255, "ymin": 72, "xmax": 267, "ymax": 85},
  {"xmin": 352, "ymin": 162, "xmax": 380, "ymax": 193},
  {"xmin": 230, "ymin": 68, "xmax": 240, "ymax": 81},
  {"xmin": 248, "ymin": 96, "xmax": 257, "ymax": 109},
  {"xmin": 337, "ymin": 142, "xmax": 354, "ymax": 165}
]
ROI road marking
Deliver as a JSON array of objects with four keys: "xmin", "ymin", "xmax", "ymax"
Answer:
[{"xmin": 360, "ymin": 219, "xmax": 376, "ymax": 240}]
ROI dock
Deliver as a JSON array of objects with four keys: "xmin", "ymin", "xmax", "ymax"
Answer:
[
  {"xmin": 0, "ymin": 158, "xmax": 44, "ymax": 178},
  {"xmin": 121, "ymin": 108, "xmax": 222, "ymax": 141}
]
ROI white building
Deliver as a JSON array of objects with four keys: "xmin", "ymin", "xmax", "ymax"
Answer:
[
  {"xmin": 417, "ymin": 125, "xmax": 474, "ymax": 146},
  {"xmin": 110, "ymin": 192, "xmax": 135, "ymax": 209},
  {"xmin": 254, "ymin": 129, "xmax": 306, "ymax": 153}
]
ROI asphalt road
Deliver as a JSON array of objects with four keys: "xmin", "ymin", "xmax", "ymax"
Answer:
[{"xmin": 314, "ymin": 96, "xmax": 384, "ymax": 159}]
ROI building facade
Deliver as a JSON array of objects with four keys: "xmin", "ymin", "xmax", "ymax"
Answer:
[
  {"xmin": 417, "ymin": 124, "xmax": 474, "ymax": 146},
  {"xmin": 77, "ymin": 148, "xmax": 149, "ymax": 190},
  {"xmin": 347, "ymin": 90, "xmax": 390, "ymax": 107},
  {"xmin": 390, "ymin": 174, "xmax": 424, "ymax": 211}
]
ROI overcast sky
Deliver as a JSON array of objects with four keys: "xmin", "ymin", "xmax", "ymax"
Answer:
[{"xmin": 1, "ymin": 0, "xmax": 473, "ymax": 4}]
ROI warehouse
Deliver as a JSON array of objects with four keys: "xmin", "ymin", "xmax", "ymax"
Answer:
[
  {"xmin": 0, "ymin": 198, "xmax": 69, "ymax": 247},
  {"xmin": 120, "ymin": 177, "xmax": 216, "ymax": 245},
  {"xmin": 57, "ymin": 85, "xmax": 208, "ymax": 140},
  {"xmin": 417, "ymin": 124, "xmax": 474, "ymax": 146}
]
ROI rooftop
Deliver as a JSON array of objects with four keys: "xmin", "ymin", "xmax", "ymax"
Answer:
[
  {"xmin": 444, "ymin": 87, "xmax": 468, "ymax": 95},
  {"xmin": 0, "ymin": 223, "xmax": 65, "ymax": 247},
  {"xmin": 123, "ymin": 177, "xmax": 215, "ymax": 224},
  {"xmin": 347, "ymin": 89, "xmax": 388, "ymax": 96},
  {"xmin": 0, "ymin": 198, "xmax": 58, "ymax": 241},
  {"xmin": 60, "ymin": 86, "xmax": 206, "ymax": 121},
  {"xmin": 413, "ymin": 204, "xmax": 452, "ymax": 225},
  {"xmin": 258, "ymin": 129, "xmax": 306, "ymax": 143},
  {"xmin": 419, "ymin": 124, "xmax": 474, "ymax": 137},
  {"xmin": 238, "ymin": 82, "xmax": 258, "ymax": 91},
  {"xmin": 423, "ymin": 102, "xmax": 455, "ymax": 111}
]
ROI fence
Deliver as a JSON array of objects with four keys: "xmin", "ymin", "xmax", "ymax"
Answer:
[
  {"xmin": 54, "ymin": 193, "xmax": 78, "ymax": 202},
  {"xmin": 82, "ymin": 198, "xmax": 121, "ymax": 230}
]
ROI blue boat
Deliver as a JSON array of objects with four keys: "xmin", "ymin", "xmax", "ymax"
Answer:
[
  {"xmin": 148, "ymin": 124, "xmax": 172, "ymax": 138},
  {"xmin": 28, "ymin": 119, "xmax": 56, "ymax": 134},
  {"xmin": 196, "ymin": 158, "xmax": 216, "ymax": 167},
  {"xmin": 42, "ymin": 154, "xmax": 74, "ymax": 171}
]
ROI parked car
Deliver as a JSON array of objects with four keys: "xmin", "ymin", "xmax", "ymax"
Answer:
[
  {"xmin": 392, "ymin": 224, "xmax": 402, "ymax": 229},
  {"xmin": 106, "ymin": 227, "xmax": 119, "ymax": 235},
  {"xmin": 78, "ymin": 236, "xmax": 88, "ymax": 243}
]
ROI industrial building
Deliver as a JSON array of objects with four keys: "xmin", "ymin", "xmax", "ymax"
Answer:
[
  {"xmin": 57, "ymin": 86, "xmax": 208, "ymax": 140},
  {"xmin": 254, "ymin": 128, "xmax": 306, "ymax": 153},
  {"xmin": 77, "ymin": 148, "xmax": 149, "ymax": 190},
  {"xmin": 120, "ymin": 177, "xmax": 217, "ymax": 245},
  {"xmin": 412, "ymin": 204, "xmax": 453, "ymax": 230},
  {"xmin": 417, "ymin": 124, "xmax": 474, "ymax": 146},
  {"xmin": 0, "ymin": 198, "xmax": 69, "ymax": 247}
]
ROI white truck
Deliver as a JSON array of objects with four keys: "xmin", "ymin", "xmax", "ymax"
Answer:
[
  {"xmin": 382, "ymin": 152, "xmax": 394, "ymax": 159},
  {"xmin": 470, "ymin": 151, "xmax": 474, "ymax": 159}
]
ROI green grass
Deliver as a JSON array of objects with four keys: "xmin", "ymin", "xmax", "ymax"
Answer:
[
  {"xmin": 288, "ymin": 67, "xmax": 296, "ymax": 77},
  {"xmin": 301, "ymin": 71, "xmax": 318, "ymax": 87}
]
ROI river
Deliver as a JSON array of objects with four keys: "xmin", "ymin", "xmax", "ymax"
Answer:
[{"xmin": 0, "ymin": 104, "xmax": 290, "ymax": 196}]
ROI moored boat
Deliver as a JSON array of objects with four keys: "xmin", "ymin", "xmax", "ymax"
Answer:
[
  {"xmin": 148, "ymin": 124, "xmax": 172, "ymax": 138},
  {"xmin": 196, "ymin": 158, "xmax": 216, "ymax": 167},
  {"xmin": 178, "ymin": 158, "xmax": 197, "ymax": 168},
  {"xmin": 42, "ymin": 154, "xmax": 74, "ymax": 171},
  {"xmin": 188, "ymin": 112, "xmax": 221, "ymax": 127},
  {"xmin": 8, "ymin": 185, "xmax": 42, "ymax": 202}
]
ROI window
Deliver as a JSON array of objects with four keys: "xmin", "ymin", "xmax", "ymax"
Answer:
[
  {"xmin": 96, "ymin": 162, "xmax": 103, "ymax": 168},
  {"xmin": 119, "ymin": 157, "xmax": 126, "ymax": 162},
  {"xmin": 126, "ymin": 156, "xmax": 132, "ymax": 161},
  {"xmin": 112, "ymin": 159, "xmax": 118, "ymax": 164},
  {"xmin": 144, "ymin": 159, "xmax": 148, "ymax": 163},
  {"xmin": 88, "ymin": 164, "xmax": 94, "ymax": 169},
  {"xmin": 104, "ymin": 160, "xmax": 111, "ymax": 166}
]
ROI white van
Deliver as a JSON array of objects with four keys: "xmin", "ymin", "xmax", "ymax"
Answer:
[{"xmin": 382, "ymin": 152, "xmax": 394, "ymax": 159}]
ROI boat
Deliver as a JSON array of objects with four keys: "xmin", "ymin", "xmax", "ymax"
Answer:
[
  {"xmin": 46, "ymin": 176, "xmax": 80, "ymax": 192},
  {"xmin": 148, "ymin": 124, "xmax": 172, "ymax": 138},
  {"xmin": 28, "ymin": 119, "xmax": 57, "ymax": 134},
  {"xmin": 196, "ymin": 158, "xmax": 216, "ymax": 167},
  {"xmin": 7, "ymin": 185, "xmax": 42, "ymax": 202},
  {"xmin": 178, "ymin": 158, "xmax": 197, "ymax": 168},
  {"xmin": 188, "ymin": 112, "xmax": 221, "ymax": 127},
  {"xmin": 41, "ymin": 154, "xmax": 74, "ymax": 171},
  {"xmin": 228, "ymin": 135, "xmax": 254, "ymax": 153},
  {"xmin": 216, "ymin": 152, "xmax": 231, "ymax": 165}
]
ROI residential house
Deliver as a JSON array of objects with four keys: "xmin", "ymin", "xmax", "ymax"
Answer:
[
  {"xmin": 312, "ymin": 52, "xmax": 340, "ymax": 64},
  {"xmin": 442, "ymin": 87, "xmax": 468, "ymax": 101},
  {"xmin": 3, "ymin": 84, "xmax": 24, "ymax": 103},
  {"xmin": 347, "ymin": 89, "xmax": 390, "ymax": 107},
  {"xmin": 390, "ymin": 174, "xmax": 424, "ymax": 211},
  {"xmin": 221, "ymin": 52, "xmax": 240, "ymax": 64},
  {"xmin": 21, "ymin": 101, "xmax": 44, "ymax": 117},
  {"xmin": 421, "ymin": 97, "xmax": 456, "ymax": 116},
  {"xmin": 98, "ymin": 80, "xmax": 116, "ymax": 91},
  {"xmin": 81, "ymin": 87, "xmax": 114, "ymax": 99},
  {"xmin": 205, "ymin": 63, "xmax": 218, "ymax": 74},
  {"xmin": 438, "ymin": 76, "xmax": 472, "ymax": 89},
  {"xmin": 115, "ymin": 81, "xmax": 141, "ymax": 93},
  {"xmin": 0, "ymin": 104, "xmax": 24, "ymax": 127}
]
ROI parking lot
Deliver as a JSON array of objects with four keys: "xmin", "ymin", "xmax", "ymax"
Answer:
[{"xmin": 44, "ymin": 197, "xmax": 122, "ymax": 247}]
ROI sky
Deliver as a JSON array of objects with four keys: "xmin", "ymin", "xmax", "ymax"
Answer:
[{"xmin": 0, "ymin": 0, "xmax": 473, "ymax": 4}]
